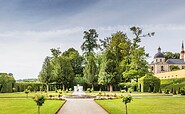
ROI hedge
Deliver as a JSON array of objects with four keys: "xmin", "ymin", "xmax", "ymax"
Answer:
[
  {"xmin": 0, "ymin": 73, "xmax": 15, "ymax": 93},
  {"xmin": 15, "ymin": 82, "xmax": 45, "ymax": 92},
  {"xmin": 138, "ymin": 74, "xmax": 160, "ymax": 92},
  {"xmin": 160, "ymin": 78, "xmax": 185, "ymax": 91}
]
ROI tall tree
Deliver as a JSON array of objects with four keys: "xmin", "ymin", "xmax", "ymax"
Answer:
[
  {"xmin": 38, "ymin": 56, "xmax": 54, "ymax": 92},
  {"xmin": 122, "ymin": 27, "xmax": 154, "ymax": 81},
  {"xmin": 98, "ymin": 50, "xmax": 117, "ymax": 91},
  {"xmin": 98, "ymin": 32, "xmax": 131, "ymax": 91},
  {"xmin": 62, "ymin": 48, "xmax": 84, "ymax": 77},
  {"xmin": 81, "ymin": 29, "xmax": 99, "ymax": 56},
  {"xmin": 83, "ymin": 52, "xmax": 97, "ymax": 90},
  {"xmin": 55, "ymin": 56, "xmax": 74, "ymax": 90}
]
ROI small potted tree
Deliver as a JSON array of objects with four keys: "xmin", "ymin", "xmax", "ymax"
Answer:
[
  {"xmin": 122, "ymin": 95, "xmax": 133, "ymax": 114},
  {"xmin": 24, "ymin": 89, "xmax": 30, "ymax": 98},
  {"xmin": 33, "ymin": 93, "xmax": 45, "ymax": 114}
]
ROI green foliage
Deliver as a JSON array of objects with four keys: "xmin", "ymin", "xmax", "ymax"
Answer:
[
  {"xmin": 38, "ymin": 56, "xmax": 54, "ymax": 92},
  {"xmin": 122, "ymin": 95, "xmax": 133, "ymax": 114},
  {"xmin": 87, "ymin": 88, "xmax": 92, "ymax": 93},
  {"xmin": 15, "ymin": 82, "xmax": 43, "ymax": 92},
  {"xmin": 160, "ymin": 78, "xmax": 185, "ymax": 91},
  {"xmin": 27, "ymin": 86, "xmax": 33, "ymax": 91},
  {"xmin": 83, "ymin": 53, "xmax": 97, "ymax": 89},
  {"xmin": 181, "ymin": 88, "xmax": 185, "ymax": 95},
  {"xmin": 69, "ymin": 88, "xmax": 72, "ymax": 91},
  {"xmin": 165, "ymin": 89, "xmax": 170, "ymax": 94},
  {"xmin": 57, "ymin": 89, "xmax": 62, "ymax": 94},
  {"xmin": 62, "ymin": 48, "xmax": 84, "ymax": 77},
  {"xmin": 122, "ymin": 95, "xmax": 133, "ymax": 104},
  {"xmin": 24, "ymin": 89, "xmax": 30, "ymax": 98},
  {"xmin": 81, "ymin": 29, "xmax": 99, "ymax": 56},
  {"xmin": 163, "ymin": 52, "xmax": 180, "ymax": 61},
  {"xmin": 122, "ymin": 27, "xmax": 152, "ymax": 81},
  {"xmin": 0, "ymin": 73, "xmax": 15, "ymax": 93},
  {"xmin": 170, "ymin": 65, "xmax": 180, "ymax": 71},
  {"xmin": 33, "ymin": 93, "xmax": 45, "ymax": 114},
  {"xmin": 138, "ymin": 74, "xmax": 160, "ymax": 92}
]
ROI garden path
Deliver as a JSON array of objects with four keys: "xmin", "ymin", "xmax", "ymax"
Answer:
[
  {"xmin": 57, "ymin": 91, "xmax": 108, "ymax": 114},
  {"xmin": 57, "ymin": 99, "xmax": 108, "ymax": 114}
]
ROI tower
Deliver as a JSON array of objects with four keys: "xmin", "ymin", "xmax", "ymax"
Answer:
[{"xmin": 180, "ymin": 41, "xmax": 185, "ymax": 60}]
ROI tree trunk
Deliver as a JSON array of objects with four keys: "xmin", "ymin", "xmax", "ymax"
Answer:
[
  {"xmin": 109, "ymin": 84, "xmax": 113, "ymax": 92},
  {"xmin": 62, "ymin": 84, "xmax": 65, "ymax": 91},
  {"xmin": 125, "ymin": 104, "xmax": 128, "ymax": 114},
  {"xmin": 38, "ymin": 106, "xmax": 40, "ymax": 114},
  {"xmin": 92, "ymin": 84, "xmax": 94, "ymax": 91},
  {"xmin": 46, "ymin": 84, "xmax": 49, "ymax": 92},
  {"xmin": 107, "ymin": 85, "xmax": 109, "ymax": 91}
]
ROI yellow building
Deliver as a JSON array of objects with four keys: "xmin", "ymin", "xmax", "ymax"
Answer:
[{"xmin": 155, "ymin": 69, "xmax": 185, "ymax": 80}]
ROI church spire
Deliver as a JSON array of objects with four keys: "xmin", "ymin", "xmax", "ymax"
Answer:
[
  {"xmin": 180, "ymin": 41, "xmax": 185, "ymax": 60},
  {"xmin": 182, "ymin": 41, "xmax": 184, "ymax": 51}
]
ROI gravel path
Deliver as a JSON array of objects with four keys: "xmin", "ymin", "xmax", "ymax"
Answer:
[{"xmin": 57, "ymin": 98, "xmax": 108, "ymax": 114}]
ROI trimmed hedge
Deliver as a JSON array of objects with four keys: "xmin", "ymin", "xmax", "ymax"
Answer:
[
  {"xmin": 0, "ymin": 73, "xmax": 15, "ymax": 93},
  {"xmin": 161, "ymin": 78, "xmax": 185, "ymax": 91},
  {"xmin": 138, "ymin": 74, "xmax": 160, "ymax": 92},
  {"xmin": 15, "ymin": 82, "xmax": 45, "ymax": 92}
]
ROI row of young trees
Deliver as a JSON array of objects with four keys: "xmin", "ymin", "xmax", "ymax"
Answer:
[{"xmin": 38, "ymin": 26, "xmax": 154, "ymax": 92}]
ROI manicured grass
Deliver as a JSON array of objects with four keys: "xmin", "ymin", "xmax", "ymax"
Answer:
[
  {"xmin": 96, "ymin": 97, "xmax": 185, "ymax": 114},
  {"xmin": 0, "ymin": 92, "xmax": 36, "ymax": 98},
  {"xmin": 0, "ymin": 98, "xmax": 64, "ymax": 114},
  {"xmin": 0, "ymin": 91, "xmax": 72, "ymax": 98}
]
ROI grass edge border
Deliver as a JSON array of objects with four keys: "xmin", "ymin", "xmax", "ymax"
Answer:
[
  {"xmin": 54, "ymin": 100, "xmax": 67, "ymax": 114},
  {"xmin": 94, "ymin": 99, "xmax": 111, "ymax": 114}
]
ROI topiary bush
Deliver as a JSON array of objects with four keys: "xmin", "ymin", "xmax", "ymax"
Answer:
[
  {"xmin": 138, "ymin": 74, "xmax": 160, "ymax": 92},
  {"xmin": 33, "ymin": 93, "xmax": 45, "ymax": 114},
  {"xmin": 0, "ymin": 73, "xmax": 15, "ymax": 93}
]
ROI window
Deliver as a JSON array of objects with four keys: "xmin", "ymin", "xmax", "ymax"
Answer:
[
  {"xmin": 161, "ymin": 66, "xmax": 164, "ymax": 71},
  {"xmin": 151, "ymin": 67, "xmax": 154, "ymax": 71},
  {"xmin": 160, "ymin": 59, "xmax": 162, "ymax": 62}
]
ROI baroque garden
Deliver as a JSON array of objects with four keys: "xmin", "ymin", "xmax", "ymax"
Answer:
[{"xmin": 1, "ymin": 27, "xmax": 185, "ymax": 114}]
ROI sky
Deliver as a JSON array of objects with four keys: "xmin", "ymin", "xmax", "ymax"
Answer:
[{"xmin": 0, "ymin": 0, "xmax": 185, "ymax": 80}]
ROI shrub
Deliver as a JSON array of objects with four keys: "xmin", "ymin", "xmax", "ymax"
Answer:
[
  {"xmin": 24, "ymin": 89, "xmax": 30, "ymax": 98},
  {"xmin": 69, "ymin": 88, "xmax": 72, "ymax": 91},
  {"xmin": 120, "ymin": 90, "xmax": 126, "ymax": 93},
  {"xmin": 33, "ymin": 93, "xmax": 45, "ymax": 114},
  {"xmin": 128, "ymin": 88, "xmax": 133, "ymax": 93},
  {"xmin": 0, "ymin": 73, "xmax": 15, "ymax": 93},
  {"xmin": 57, "ymin": 89, "xmax": 62, "ymax": 94},
  {"xmin": 165, "ymin": 89, "xmax": 170, "ymax": 94},
  {"xmin": 87, "ymin": 88, "xmax": 91, "ymax": 93},
  {"xmin": 27, "ymin": 86, "xmax": 33, "ymax": 91},
  {"xmin": 98, "ymin": 91, "xmax": 102, "ymax": 96},
  {"xmin": 65, "ymin": 89, "xmax": 68, "ymax": 93},
  {"xmin": 122, "ymin": 95, "xmax": 133, "ymax": 114},
  {"xmin": 181, "ymin": 88, "xmax": 185, "ymax": 95}
]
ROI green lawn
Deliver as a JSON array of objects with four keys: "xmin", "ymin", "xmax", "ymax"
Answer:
[
  {"xmin": 0, "ymin": 91, "xmax": 72, "ymax": 98},
  {"xmin": 96, "ymin": 97, "xmax": 185, "ymax": 114},
  {"xmin": 0, "ymin": 98, "xmax": 64, "ymax": 114}
]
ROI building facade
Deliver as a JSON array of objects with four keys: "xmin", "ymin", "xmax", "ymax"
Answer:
[{"xmin": 150, "ymin": 43, "xmax": 185, "ymax": 74}]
